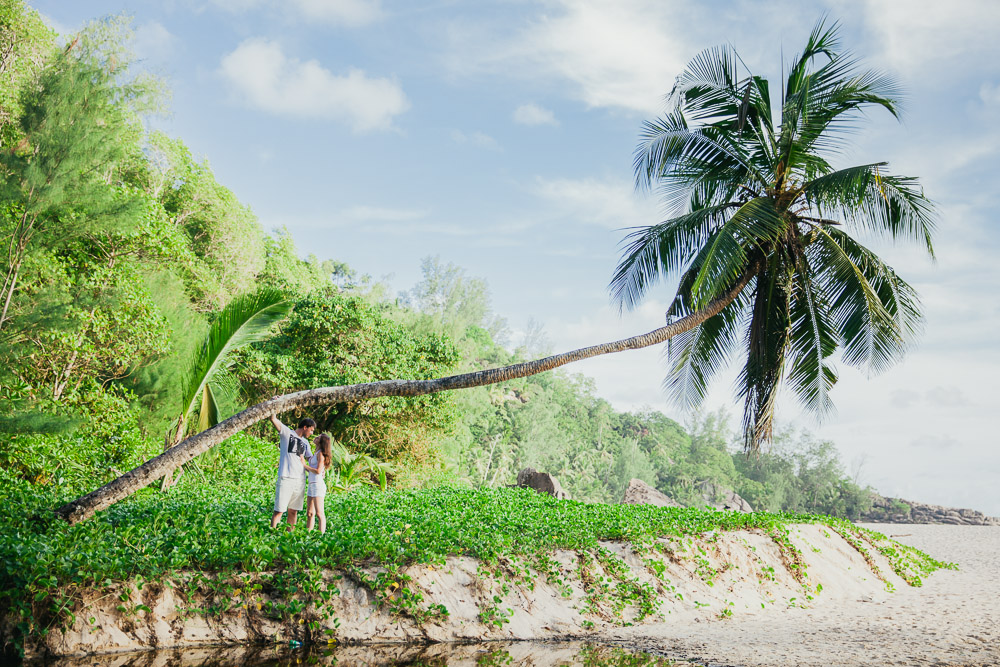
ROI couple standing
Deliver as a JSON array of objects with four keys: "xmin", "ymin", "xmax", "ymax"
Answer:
[{"xmin": 269, "ymin": 414, "xmax": 333, "ymax": 533}]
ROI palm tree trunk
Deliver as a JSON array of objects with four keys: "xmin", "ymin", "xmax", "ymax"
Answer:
[{"xmin": 54, "ymin": 268, "xmax": 755, "ymax": 524}]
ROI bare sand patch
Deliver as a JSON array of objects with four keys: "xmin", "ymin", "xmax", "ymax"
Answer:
[{"xmin": 617, "ymin": 524, "xmax": 1000, "ymax": 666}]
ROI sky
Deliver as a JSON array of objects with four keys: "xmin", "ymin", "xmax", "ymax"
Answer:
[{"xmin": 29, "ymin": 0, "xmax": 1000, "ymax": 516}]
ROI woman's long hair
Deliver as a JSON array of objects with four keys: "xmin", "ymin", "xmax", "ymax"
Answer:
[{"xmin": 314, "ymin": 433, "xmax": 333, "ymax": 471}]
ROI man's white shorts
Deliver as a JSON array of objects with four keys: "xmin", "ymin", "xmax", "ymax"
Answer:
[{"xmin": 274, "ymin": 476, "xmax": 305, "ymax": 513}]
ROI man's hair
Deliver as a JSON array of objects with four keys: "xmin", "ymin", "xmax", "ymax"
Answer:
[{"xmin": 297, "ymin": 418, "xmax": 317, "ymax": 429}]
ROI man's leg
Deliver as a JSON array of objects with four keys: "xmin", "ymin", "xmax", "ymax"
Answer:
[
  {"xmin": 286, "ymin": 509, "xmax": 298, "ymax": 531},
  {"xmin": 272, "ymin": 476, "xmax": 287, "ymax": 529}
]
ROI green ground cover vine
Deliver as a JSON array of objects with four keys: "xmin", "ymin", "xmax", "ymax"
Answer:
[{"xmin": 0, "ymin": 479, "xmax": 954, "ymax": 655}]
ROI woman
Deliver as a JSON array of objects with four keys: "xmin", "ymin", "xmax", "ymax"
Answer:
[{"xmin": 301, "ymin": 433, "xmax": 332, "ymax": 533}]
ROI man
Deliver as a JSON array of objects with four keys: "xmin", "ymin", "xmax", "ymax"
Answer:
[{"xmin": 269, "ymin": 414, "xmax": 316, "ymax": 530}]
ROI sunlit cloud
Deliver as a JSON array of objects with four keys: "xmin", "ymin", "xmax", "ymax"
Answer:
[
  {"xmin": 513, "ymin": 103, "xmax": 558, "ymax": 126},
  {"xmin": 218, "ymin": 38, "xmax": 409, "ymax": 132},
  {"xmin": 532, "ymin": 176, "xmax": 660, "ymax": 229},
  {"xmin": 208, "ymin": 0, "xmax": 382, "ymax": 26},
  {"xmin": 133, "ymin": 21, "xmax": 176, "ymax": 62},
  {"xmin": 451, "ymin": 129, "xmax": 502, "ymax": 151}
]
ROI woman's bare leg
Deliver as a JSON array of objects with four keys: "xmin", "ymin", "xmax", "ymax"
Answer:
[
  {"xmin": 317, "ymin": 498, "xmax": 326, "ymax": 534},
  {"xmin": 306, "ymin": 497, "xmax": 317, "ymax": 531}
]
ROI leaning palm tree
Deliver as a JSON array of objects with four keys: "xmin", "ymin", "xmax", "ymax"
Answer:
[
  {"xmin": 55, "ymin": 20, "xmax": 933, "ymax": 524},
  {"xmin": 611, "ymin": 19, "xmax": 934, "ymax": 451}
]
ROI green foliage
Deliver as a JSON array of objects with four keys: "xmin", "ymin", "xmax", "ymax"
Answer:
[
  {"xmin": 0, "ymin": 0, "xmax": 55, "ymax": 149},
  {"xmin": 324, "ymin": 440, "xmax": 392, "ymax": 492},
  {"xmin": 236, "ymin": 292, "xmax": 461, "ymax": 465},
  {"xmin": 258, "ymin": 228, "xmax": 352, "ymax": 296},
  {"xmin": 0, "ymin": 480, "xmax": 953, "ymax": 654},
  {"xmin": 0, "ymin": 16, "xmax": 170, "ymax": 437},
  {"xmin": 176, "ymin": 288, "xmax": 292, "ymax": 438},
  {"xmin": 733, "ymin": 426, "xmax": 874, "ymax": 520},
  {"xmin": 144, "ymin": 132, "xmax": 266, "ymax": 310},
  {"xmin": 400, "ymin": 255, "xmax": 509, "ymax": 351},
  {"xmin": 0, "ymin": 16, "xmax": 160, "ymax": 321}
]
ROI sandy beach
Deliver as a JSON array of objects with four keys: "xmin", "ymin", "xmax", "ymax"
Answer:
[{"xmin": 621, "ymin": 523, "xmax": 1000, "ymax": 667}]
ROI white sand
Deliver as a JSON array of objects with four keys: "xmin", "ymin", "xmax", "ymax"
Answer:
[{"xmin": 619, "ymin": 524, "xmax": 1000, "ymax": 666}]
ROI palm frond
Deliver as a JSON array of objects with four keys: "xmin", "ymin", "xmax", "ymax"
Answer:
[
  {"xmin": 687, "ymin": 197, "xmax": 785, "ymax": 307},
  {"xmin": 826, "ymin": 228, "xmax": 923, "ymax": 347},
  {"xmin": 634, "ymin": 112, "xmax": 768, "ymax": 199},
  {"xmin": 803, "ymin": 164, "xmax": 936, "ymax": 256},
  {"xmin": 777, "ymin": 20, "xmax": 902, "ymax": 175},
  {"xmin": 809, "ymin": 228, "xmax": 901, "ymax": 374},
  {"xmin": 196, "ymin": 383, "xmax": 221, "ymax": 434},
  {"xmin": 609, "ymin": 202, "xmax": 740, "ymax": 312},
  {"xmin": 786, "ymin": 257, "xmax": 839, "ymax": 419},
  {"xmin": 668, "ymin": 44, "xmax": 741, "ymax": 122},
  {"xmin": 785, "ymin": 17, "xmax": 841, "ymax": 99},
  {"xmin": 181, "ymin": 288, "xmax": 292, "ymax": 427},
  {"xmin": 736, "ymin": 260, "xmax": 791, "ymax": 452},
  {"xmin": 663, "ymin": 274, "xmax": 753, "ymax": 410}
]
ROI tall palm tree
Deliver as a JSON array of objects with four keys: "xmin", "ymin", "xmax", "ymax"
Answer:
[
  {"xmin": 55, "ymin": 20, "xmax": 934, "ymax": 524},
  {"xmin": 610, "ymin": 19, "xmax": 935, "ymax": 451}
]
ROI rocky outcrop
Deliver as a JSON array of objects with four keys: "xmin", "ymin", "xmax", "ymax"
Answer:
[
  {"xmin": 514, "ymin": 468, "xmax": 571, "ymax": 500},
  {"xmin": 862, "ymin": 495, "xmax": 1000, "ymax": 526},
  {"xmin": 699, "ymin": 482, "xmax": 754, "ymax": 513},
  {"xmin": 621, "ymin": 478, "xmax": 684, "ymax": 508}
]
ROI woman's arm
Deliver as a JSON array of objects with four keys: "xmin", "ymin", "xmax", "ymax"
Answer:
[{"xmin": 300, "ymin": 454, "xmax": 320, "ymax": 474}]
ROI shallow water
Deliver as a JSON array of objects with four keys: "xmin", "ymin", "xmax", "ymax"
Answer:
[{"xmin": 25, "ymin": 641, "xmax": 711, "ymax": 667}]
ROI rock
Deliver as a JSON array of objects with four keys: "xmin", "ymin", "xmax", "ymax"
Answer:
[
  {"xmin": 620, "ymin": 479, "xmax": 683, "ymax": 508},
  {"xmin": 514, "ymin": 468, "xmax": 571, "ymax": 500},
  {"xmin": 862, "ymin": 495, "xmax": 1000, "ymax": 526},
  {"xmin": 699, "ymin": 482, "xmax": 754, "ymax": 513}
]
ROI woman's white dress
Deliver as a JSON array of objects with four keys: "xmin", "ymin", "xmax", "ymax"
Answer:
[{"xmin": 307, "ymin": 453, "xmax": 326, "ymax": 498}]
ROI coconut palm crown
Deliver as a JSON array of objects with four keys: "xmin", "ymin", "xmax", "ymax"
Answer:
[{"xmin": 610, "ymin": 20, "xmax": 936, "ymax": 452}]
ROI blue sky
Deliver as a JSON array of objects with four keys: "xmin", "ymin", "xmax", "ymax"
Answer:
[{"xmin": 31, "ymin": 0, "xmax": 1000, "ymax": 515}]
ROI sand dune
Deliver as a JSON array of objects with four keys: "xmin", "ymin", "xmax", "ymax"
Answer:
[{"xmin": 618, "ymin": 524, "xmax": 1000, "ymax": 666}]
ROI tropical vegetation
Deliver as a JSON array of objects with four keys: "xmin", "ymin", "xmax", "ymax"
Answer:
[{"xmin": 0, "ymin": 3, "xmax": 950, "ymax": 658}]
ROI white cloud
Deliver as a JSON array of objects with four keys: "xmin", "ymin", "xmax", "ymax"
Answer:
[
  {"xmin": 207, "ymin": 0, "xmax": 381, "ymax": 25},
  {"xmin": 290, "ymin": 0, "xmax": 382, "ymax": 26},
  {"xmin": 854, "ymin": 0, "xmax": 1000, "ymax": 79},
  {"xmin": 207, "ymin": 0, "xmax": 267, "ymax": 12},
  {"xmin": 342, "ymin": 205, "xmax": 428, "ymax": 222},
  {"xmin": 513, "ymin": 1, "xmax": 690, "ymax": 113},
  {"xmin": 532, "ymin": 176, "xmax": 660, "ymax": 229},
  {"xmin": 445, "ymin": 0, "xmax": 695, "ymax": 113},
  {"xmin": 451, "ymin": 129, "xmax": 502, "ymax": 151},
  {"xmin": 513, "ymin": 103, "xmax": 558, "ymax": 126},
  {"xmin": 134, "ymin": 21, "xmax": 176, "ymax": 62},
  {"xmin": 980, "ymin": 82, "xmax": 1000, "ymax": 106},
  {"xmin": 218, "ymin": 38, "xmax": 409, "ymax": 132},
  {"xmin": 911, "ymin": 434, "xmax": 960, "ymax": 450}
]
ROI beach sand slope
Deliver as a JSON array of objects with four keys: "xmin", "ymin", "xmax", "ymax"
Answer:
[{"xmin": 618, "ymin": 524, "xmax": 1000, "ymax": 666}]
